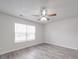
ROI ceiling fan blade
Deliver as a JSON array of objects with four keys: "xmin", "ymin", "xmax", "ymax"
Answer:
[
  {"xmin": 48, "ymin": 13, "xmax": 56, "ymax": 16},
  {"xmin": 32, "ymin": 15, "xmax": 40, "ymax": 17}
]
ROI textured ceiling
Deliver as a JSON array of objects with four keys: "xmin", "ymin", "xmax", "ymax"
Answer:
[{"xmin": 0, "ymin": 0, "xmax": 78, "ymax": 23}]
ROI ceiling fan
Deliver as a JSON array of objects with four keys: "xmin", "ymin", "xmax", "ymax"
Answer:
[{"xmin": 33, "ymin": 7, "xmax": 56, "ymax": 21}]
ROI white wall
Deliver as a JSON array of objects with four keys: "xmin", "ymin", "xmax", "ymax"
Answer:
[
  {"xmin": 0, "ymin": 12, "xmax": 78, "ymax": 55},
  {"xmin": 44, "ymin": 17, "xmax": 78, "ymax": 50},
  {"xmin": 0, "ymin": 13, "xmax": 44, "ymax": 55}
]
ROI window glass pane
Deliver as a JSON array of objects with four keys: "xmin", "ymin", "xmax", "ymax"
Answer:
[
  {"xmin": 26, "ymin": 25, "xmax": 35, "ymax": 33},
  {"xmin": 15, "ymin": 23, "xmax": 26, "ymax": 43},
  {"xmin": 15, "ymin": 23, "xmax": 36, "ymax": 43},
  {"xmin": 26, "ymin": 33, "xmax": 35, "ymax": 41},
  {"xmin": 15, "ymin": 23, "xmax": 26, "ymax": 33}
]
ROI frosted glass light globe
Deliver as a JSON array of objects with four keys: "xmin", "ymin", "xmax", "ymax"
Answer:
[{"xmin": 40, "ymin": 17, "xmax": 47, "ymax": 21}]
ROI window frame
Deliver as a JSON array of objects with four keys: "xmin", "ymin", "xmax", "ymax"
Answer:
[{"xmin": 14, "ymin": 23, "xmax": 36, "ymax": 43}]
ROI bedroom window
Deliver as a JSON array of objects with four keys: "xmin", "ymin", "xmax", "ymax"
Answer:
[{"xmin": 15, "ymin": 23, "xmax": 36, "ymax": 43}]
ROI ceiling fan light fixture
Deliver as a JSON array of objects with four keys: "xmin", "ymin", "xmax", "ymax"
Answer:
[
  {"xmin": 40, "ymin": 17, "xmax": 48, "ymax": 21},
  {"xmin": 33, "ymin": 7, "xmax": 56, "ymax": 22}
]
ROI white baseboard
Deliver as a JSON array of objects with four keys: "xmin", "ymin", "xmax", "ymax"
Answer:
[
  {"xmin": 0, "ymin": 42, "xmax": 43, "ymax": 55},
  {"xmin": 0, "ymin": 42, "xmax": 77, "ymax": 55},
  {"xmin": 45, "ymin": 42, "xmax": 78, "ymax": 51}
]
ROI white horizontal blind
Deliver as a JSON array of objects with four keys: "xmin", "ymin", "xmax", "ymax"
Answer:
[{"xmin": 15, "ymin": 23, "xmax": 36, "ymax": 43}]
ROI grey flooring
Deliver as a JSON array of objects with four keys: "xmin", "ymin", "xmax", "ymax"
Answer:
[{"xmin": 0, "ymin": 43, "xmax": 78, "ymax": 59}]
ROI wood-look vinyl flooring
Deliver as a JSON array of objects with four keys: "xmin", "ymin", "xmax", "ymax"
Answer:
[{"xmin": 0, "ymin": 43, "xmax": 78, "ymax": 59}]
